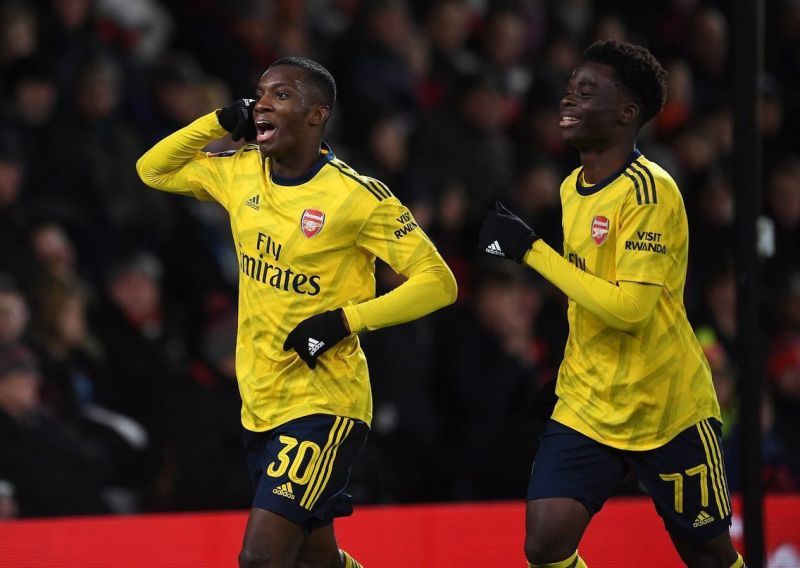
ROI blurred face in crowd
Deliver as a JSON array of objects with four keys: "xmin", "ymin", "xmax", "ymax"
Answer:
[
  {"xmin": 665, "ymin": 60, "xmax": 693, "ymax": 106},
  {"xmin": 515, "ymin": 164, "xmax": 560, "ymax": 213},
  {"xmin": 0, "ymin": 369, "xmax": 39, "ymax": 418},
  {"xmin": 485, "ymin": 12, "xmax": 526, "ymax": 67},
  {"xmin": 0, "ymin": 160, "xmax": 22, "ymax": 207},
  {"xmin": 427, "ymin": 0, "xmax": 471, "ymax": 54},
  {"xmin": 691, "ymin": 8, "xmax": 728, "ymax": 76},
  {"xmin": 461, "ymin": 83, "xmax": 507, "ymax": 132},
  {"xmin": 0, "ymin": 291, "xmax": 28, "ymax": 343},
  {"xmin": 0, "ymin": 5, "xmax": 37, "ymax": 62},
  {"xmin": 369, "ymin": 118, "xmax": 408, "ymax": 174},
  {"xmin": 367, "ymin": 1, "xmax": 411, "ymax": 54},
  {"xmin": 698, "ymin": 173, "xmax": 733, "ymax": 227},
  {"xmin": 31, "ymin": 223, "xmax": 77, "ymax": 278},
  {"xmin": 15, "ymin": 77, "xmax": 57, "ymax": 125},
  {"xmin": 52, "ymin": 0, "xmax": 92, "ymax": 31},
  {"xmin": 560, "ymin": 61, "xmax": 634, "ymax": 152},
  {"xmin": 253, "ymin": 65, "xmax": 330, "ymax": 160},
  {"xmin": 768, "ymin": 168, "xmax": 800, "ymax": 229},
  {"xmin": 78, "ymin": 69, "xmax": 120, "ymax": 121},
  {"xmin": 475, "ymin": 280, "xmax": 529, "ymax": 338},
  {"xmin": 109, "ymin": 269, "xmax": 160, "ymax": 325}
]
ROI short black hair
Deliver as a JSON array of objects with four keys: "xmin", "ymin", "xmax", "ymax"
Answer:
[
  {"xmin": 269, "ymin": 56, "xmax": 337, "ymax": 111},
  {"xmin": 582, "ymin": 39, "xmax": 667, "ymax": 126}
]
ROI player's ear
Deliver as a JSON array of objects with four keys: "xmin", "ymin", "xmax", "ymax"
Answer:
[
  {"xmin": 309, "ymin": 105, "xmax": 331, "ymax": 127},
  {"xmin": 619, "ymin": 101, "xmax": 640, "ymax": 126}
]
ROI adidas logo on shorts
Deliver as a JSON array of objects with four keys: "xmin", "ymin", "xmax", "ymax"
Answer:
[
  {"xmin": 485, "ymin": 240, "xmax": 504, "ymax": 256},
  {"xmin": 272, "ymin": 482, "xmax": 296, "ymax": 500},
  {"xmin": 693, "ymin": 510, "xmax": 714, "ymax": 527}
]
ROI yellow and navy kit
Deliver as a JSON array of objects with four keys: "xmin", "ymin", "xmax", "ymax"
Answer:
[
  {"xmin": 137, "ymin": 112, "xmax": 457, "ymax": 432},
  {"xmin": 525, "ymin": 150, "xmax": 720, "ymax": 450}
]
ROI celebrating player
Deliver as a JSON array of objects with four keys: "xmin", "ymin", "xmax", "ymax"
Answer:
[
  {"xmin": 137, "ymin": 56, "xmax": 457, "ymax": 568},
  {"xmin": 478, "ymin": 40, "xmax": 746, "ymax": 568}
]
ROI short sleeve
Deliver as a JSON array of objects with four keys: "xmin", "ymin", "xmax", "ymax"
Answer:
[
  {"xmin": 356, "ymin": 196, "xmax": 438, "ymax": 276},
  {"xmin": 615, "ymin": 185, "xmax": 676, "ymax": 286}
]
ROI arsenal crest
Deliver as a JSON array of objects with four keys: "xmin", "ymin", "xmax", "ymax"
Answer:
[
  {"xmin": 301, "ymin": 209, "xmax": 325, "ymax": 238},
  {"xmin": 591, "ymin": 215, "xmax": 610, "ymax": 245}
]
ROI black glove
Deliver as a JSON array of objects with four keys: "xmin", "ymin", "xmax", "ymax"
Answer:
[
  {"xmin": 283, "ymin": 309, "xmax": 349, "ymax": 369},
  {"xmin": 478, "ymin": 201, "xmax": 539, "ymax": 262},
  {"xmin": 216, "ymin": 98, "xmax": 257, "ymax": 142}
]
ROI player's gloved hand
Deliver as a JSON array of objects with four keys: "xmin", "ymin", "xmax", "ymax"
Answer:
[
  {"xmin": 216, "ymin": 98, "xmax": 257, "ymax": 142},
  {"xmin": 478, "ymin": 201, "xmax": 539, "ymax": 262},
  {"xmin": 283, "ymin": 309, "xmax": 349, "ymax": 369}
]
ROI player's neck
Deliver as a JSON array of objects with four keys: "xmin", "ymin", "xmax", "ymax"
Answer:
[
  {"xmin": 269, "ymin": 143, "xmax": 323, "ymax": 179},
  {"xmin": 579, "ymin": 141, "xmax": 637, "ymax": 185}
]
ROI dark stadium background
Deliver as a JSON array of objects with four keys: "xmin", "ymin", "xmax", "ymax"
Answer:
[{"xmin": 0, "ymin": 0, "xmax": 799, "ymax": 565}]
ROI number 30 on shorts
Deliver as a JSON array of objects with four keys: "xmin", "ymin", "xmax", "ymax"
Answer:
[{"xmin": 266, "ymin": 435, "xmax": 321, "ymax": 484}]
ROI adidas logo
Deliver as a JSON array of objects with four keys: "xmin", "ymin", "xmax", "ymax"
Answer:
[
  {"xmin": 693, "ymin": 510, "xmax": 715, "ymax": 527},
  {"xmin": 245, "ymin": 195, "xmax": 260, "ymax": 210},
  {"xmin": 308, "ymin": 338, "xmax": 325, "ymax": 356},
  {"xmin": 272, "ymin": 482, "xmax": 295, "ymax": 500},
  {"xmin": 486, "ymin": 240, "xmax": 505, "ymax": 256}
]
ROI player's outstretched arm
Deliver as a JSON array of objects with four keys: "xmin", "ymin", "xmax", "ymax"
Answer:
[
  {"xmin": 136, "ymin": 99, "xmax": 255, "ymax": 195},
  {"xmin": 478, "ymin": 202, "xmax": 660, "ymax": 333}
]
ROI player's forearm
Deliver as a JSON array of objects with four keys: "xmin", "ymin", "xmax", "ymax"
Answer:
[
  {"xmin": 136, "ymin": 111, "xmax": 227, "ymax": 191},
  {"xmin": 523, "ymin": 240, "xmax": 660, "ymax": 333},
  {"xmin": 342, "ymin": 252, "xmax": 457, "ymax": 333}
]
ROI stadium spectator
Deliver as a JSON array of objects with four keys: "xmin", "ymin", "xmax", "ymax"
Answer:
[
  {"xmin": 437, "ymin": 262, "xmax": 548, "ymax": 500},
  {"xmin": 411, "ymin": 71, "xmax": 515, "ymax": 222},
  {"xmin": 0, "ymin": 342, "xmax": 110, "ymax": 516},
  {"xmin": 91, "ymin": 251, "xmax": 186, "ymax": 465},
  {"xmin": 0, "ymin": 274, "xmax": 27, "ymax": 344}
]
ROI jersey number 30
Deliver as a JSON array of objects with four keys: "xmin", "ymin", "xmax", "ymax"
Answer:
[{"xmin": 266, "ymin": 435, "xmax": 322, "ymax": 485}]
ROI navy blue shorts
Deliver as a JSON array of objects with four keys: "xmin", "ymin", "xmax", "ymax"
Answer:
[
  {"xmin": 243, "ymin": 414, "xmax": 368, "ymax": 534},
  {"xmin": 528, "ymin": 418, "xmax": 733, "ymax": 544}
]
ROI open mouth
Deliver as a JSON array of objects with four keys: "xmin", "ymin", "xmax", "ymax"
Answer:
[
  {"xmin": 256, "ymin": 120, "xmax": 276, "ymax": 143},
  {"xmin": 559, "ymin": 115, "xmax": 581, "ymax": 128}
]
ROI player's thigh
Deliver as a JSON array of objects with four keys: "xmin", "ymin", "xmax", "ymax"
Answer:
[
  {"xmin": 240, "ymin": 507, "xmax": 304, "ymax": 568},
  {"xmin": 525, "ymin": 420, "xmax": 628, "ymax": 563},
  {"xmin": 629, "ymin": 418, "xmax": 737, "ymax": 565},
  {"xmin": 294, "ymin": 523, "xmax": 341, "ymax": 568},
  {"xmin": 244, "ymin": 415, "xmax": 368, "ymax": 536}
]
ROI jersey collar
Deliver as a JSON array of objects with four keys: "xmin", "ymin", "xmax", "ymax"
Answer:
[
  {"xmin": 270, "ymin": 143, "xmax": 336, "ymax": 186},
  {"xmin": 576, "ymin": 149, "xmax": 641, "ymax": 196}
]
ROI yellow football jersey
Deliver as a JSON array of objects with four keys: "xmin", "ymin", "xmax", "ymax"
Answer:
[
  {"xmin": 138, "ymin": 113, "xmax": 445, "ymax": 432},
  {"xmin": 551, "ymin": 150, "xmax": 721, "ymax": 450}
]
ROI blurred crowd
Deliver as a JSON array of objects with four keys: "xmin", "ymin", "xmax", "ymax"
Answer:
[{"xmin": 1, "ymin": 0, "xmax": 799, "ymax": 518}]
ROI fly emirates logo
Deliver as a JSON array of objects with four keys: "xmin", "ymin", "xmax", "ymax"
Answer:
[{"xmin": 239, "ymin": 232, "xmax": 321, "ymax": 295}]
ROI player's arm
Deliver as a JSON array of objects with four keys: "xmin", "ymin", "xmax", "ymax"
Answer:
[
  {"xmin": 342, "ymin": 197, "xmax": 457, "ymax": 333},
  {"xmin": 478, "ymin": 201, "xmax": 661, "ymax": 334},
  {"xmin": 283, "ymin": 197, "xmax": 457, "ymax": 368},
  {"xmin": 342, "ymin": 250, "xmax": 457, "ymax": 333},
  {"xmin": 523, "ymin": 241, "xmax": 661, "ymax": 333},
  {"xmin": 135, "ymin": 99, "xmax": 256, "ymax": 200}
]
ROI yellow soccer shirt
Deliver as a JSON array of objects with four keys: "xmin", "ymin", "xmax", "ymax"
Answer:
[
  {"xmin": 550, "ymin": 150, "xmax": 721, "ymax": 450},
  {"xmin": 137, "ymin": 113, "xmax": 450, "ymax": 432}
]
